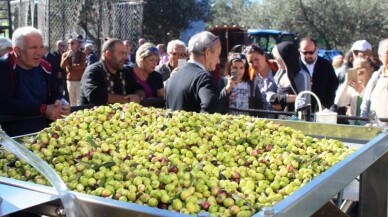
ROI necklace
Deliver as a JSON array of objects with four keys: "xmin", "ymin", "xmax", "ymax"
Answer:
[{"xmin": 135, "ymin": 66, "xmax": 148, "ymax": 81}]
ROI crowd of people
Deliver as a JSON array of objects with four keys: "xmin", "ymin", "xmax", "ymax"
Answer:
[{"xmin": 1, "ymin": 26, "xmax": 388, "ymax": 136}]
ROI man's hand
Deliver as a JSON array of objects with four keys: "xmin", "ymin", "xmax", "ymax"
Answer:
[{"xmin": 45, "ymin": 100, "xmax": 61, "ymax": 121}]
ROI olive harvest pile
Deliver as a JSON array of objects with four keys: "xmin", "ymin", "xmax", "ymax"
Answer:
[{"xmin": 0, "ymin": 103, "xmax": 356, "ymax": 217}]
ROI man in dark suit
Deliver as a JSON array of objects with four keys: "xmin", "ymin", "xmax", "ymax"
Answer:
[
  {"xmin": 165, "ymin": 31, "xmax": 222, "ymax": 113},
  {"xmin": 299, "ymin": 37, "xmax": 339, "ymax": 112},
  {"xmin": 44, "ymin": 40, "xmax": 68, "ymax": 101}
]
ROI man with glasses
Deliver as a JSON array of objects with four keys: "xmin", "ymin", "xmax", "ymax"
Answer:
[
  {"xmin": 299, "ymin": 37, "xmax": 338, "ymax": 112},
  {"xmin": 165, "ymin": 31, "xmax": 222, "ymax": 113},
  {"xmin": 60, "ymin": 38, "xmax": 87, "ymax": 106},
  {"xmin": 155, "ymin": 39, "xmax": 187, "ymax": 82}
]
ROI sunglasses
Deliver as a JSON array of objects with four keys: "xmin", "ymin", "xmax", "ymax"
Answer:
[
  {"xmin": 171, "ymin": 52, "xmax": 187, "ymax": 58},
  {"xmin": 68, "ymin": 42, "xmax": 76, "ymax": 45},
  {"xmin": 300, "ymin": 50, "xmax": 315, "ymax": 55},
  {"xmin": 203, "ymin": 36, "xmax": 220, "ymax": 51}
]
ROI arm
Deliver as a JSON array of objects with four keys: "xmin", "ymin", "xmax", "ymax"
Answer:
[
  {"xmin": 360, "ymin": 74, "xmax": 377, "ymax": 119},
  {"xmin": 293, "ymin": 71, "xmax": 311, "ymax": 109},
  {"xmin": 60, "ymin": 51, "xmax": 71, "ymax": 69},
  {"xmin": 218, "ymin": 77, "xmax": 229, "ymax": 107},
  {"xmin": 334, "ymin": 82, "xmax": 351, "ymax": 107},
  {"xmin": 196, "ymin": 73, "xmax": 221, "ymax": 114}
]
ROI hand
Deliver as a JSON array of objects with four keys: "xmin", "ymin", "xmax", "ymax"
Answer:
[
  {"xmin": 157, "ymin": 88, "xmax": 165, "ymax": 97},
  {"xmin": 45, "ymin": 100, "xmax": 62, "ymax": 121},
  {"xmin": 68, "ymin": 50, "xmax": 74, "ymax": 57},
  {"xmin": 225, "ymin": 76, "xmax": 237, "ymax": 94},
  {"xmin": 124, "ymin": 94, "xmax": 141, "ymax": 104},
  {"xmin": 60, "ymin": 104, "xmax": 71, "ymax": 116},
  {"xmin": 348, "ymin": 80, "xmax": 364, "ymax": 93},
  {"xmin": 272, "ymin": 104, "xmax": 282, "ymax": 111}
]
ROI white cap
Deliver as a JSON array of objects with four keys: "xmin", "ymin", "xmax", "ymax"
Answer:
[
  {"xmin": 84, "ymin": 43, "xmax": 94, "ymax": 49},
  {"xmin": 351, "ymin": 40, "xmax": 372, "ymax": 51},
  {"xmin": 0, "ymin": 37, "xmax": 12, "ymax": 50}
]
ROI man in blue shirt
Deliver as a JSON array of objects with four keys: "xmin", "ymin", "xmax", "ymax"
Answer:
[{"xmin": 0, "ymin": 26, "xmax": 70, "ymax": 136}]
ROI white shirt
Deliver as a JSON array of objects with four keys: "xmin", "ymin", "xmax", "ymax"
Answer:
[{"xmin": 302, "ymin": 58, "xmax": 318, "ymax": 77}]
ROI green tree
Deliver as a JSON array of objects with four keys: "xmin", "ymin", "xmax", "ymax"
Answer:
[
  {"xmin": 208, "ymin": 0, "xmax": 388, "ymax": 51},
  {"xmin": 143, "ymin": 0, "xmax": 207, "ymax": 44}
]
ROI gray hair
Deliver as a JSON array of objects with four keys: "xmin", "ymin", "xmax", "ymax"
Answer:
[
  {"xmin": 167, "ymin": 39, "xmax": 186, "ymax": 53},
  {"xmin": 188, "ymin": 31, "xmax": 219, "ymax": 56},
  {"xmin": 378, "ymin": 38, "xmax": 388, "ymax": 55},
  {"xmin": 136, "ymin": 42, "xmax": 159, "ymax": 64},
  {"xmin": 12, "ymin": 26, "xmax": 42, "ymax": 49}
]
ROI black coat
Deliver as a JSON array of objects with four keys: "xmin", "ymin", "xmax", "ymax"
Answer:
[
  {"xmin": 165, "ymin": 62, "xmax": 221, "ymax": 114},
  {"xmin": 301, "ymin": 56, "xmax": 339, "ymax": 111}
]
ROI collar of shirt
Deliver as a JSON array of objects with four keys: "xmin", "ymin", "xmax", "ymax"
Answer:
[
  {"xmin": 188, "ymin": 60, "xmax": 206, "ymax": 71},
  {"xmin": 302, "ymin": 58, "xmax": 318, "ymax": 77}
]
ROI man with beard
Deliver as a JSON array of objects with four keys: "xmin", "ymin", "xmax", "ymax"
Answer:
[
  {"xmin": 80, "ymin": 38, "xmax": 145, "ymax": 105},
  {"xmin": 299, "ymin": 37, "xmax": 338, "ymax": 112}
]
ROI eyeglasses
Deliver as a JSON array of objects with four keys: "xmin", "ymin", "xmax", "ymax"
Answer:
[
  {"xmin": 203, "ymin": 36, "xmax": 220, "ymax": 51},
  {"xmin": 171, "ymin": 52, "xmax": 187, "ymax": 58},
  {"xmin": 300, "ymin": 50, "xmax": 315, "ymax": 55},
  {"xmin": 148, "ymin": 47, "xmax": 159, "ymax": 53},
  {"xmin": 59, "ymin": 44, "xmax": 66, "ymax": 47}
]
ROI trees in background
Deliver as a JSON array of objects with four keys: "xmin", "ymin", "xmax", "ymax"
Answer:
[
  {"xmin": 208, "ymin": 0, "xmax": 388, "ymax": 51},
  {"xmin": 143, "ymin": 0, "xmax": 207, "ymax": 44}
]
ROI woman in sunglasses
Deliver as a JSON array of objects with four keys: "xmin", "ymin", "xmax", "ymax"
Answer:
[
  {"xmin": 218, "ymin": 53, "xmax": 264, "ymax": 116},
  {"xmin": 129, "ymin": 42, "xmax": 164, "ymax": 105}
]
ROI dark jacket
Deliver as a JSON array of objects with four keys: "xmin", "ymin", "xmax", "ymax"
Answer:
[
  {"xmin": 80, "ymin": 61, "xmax": 144, "ymax": 105},
  {"xmin": 301, "ymin": 56, "xmax": 338, "ymax": 111},
  {"xmin": 218, "ymin": 77, "xmax": 264, "ymax": 116},
  {"xmin": 0, "ymin": 52, "xmax": 62, "ymax": 136},
  {"xmin": 165, "ymin": 62, "xmax": 221, "ymax": 113}
]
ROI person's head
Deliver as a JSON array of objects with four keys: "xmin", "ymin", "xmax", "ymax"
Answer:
[
  {"xmin": 378, "ymin": 38, "xmax": 388, "ymax": 68},
  {"xmin": 167, "ymin": 39, "xmax": 187, "ymax": 68},
  {"xmin": 273, "ymin": 42, "xmax": 301, "ymax": 75},
  {"xmin": 136, "ymin": 42, "xmax": 159, "ymax": 73},
  {"xmin": 123, "ymin": 40, "xmax": 132, "ymax": 53},
  {"xmin": 138, "ymin": 38, "xmax": 147, "ymax": 47},
  {"xmin": 0, "ymin": 37, "xmax": 13, "ymax": 56},
  {"xmin": 332, "ymin": 54, "xmax": 344, "ymax": 70},
  {"xmin": 225, "ymin": 53, "xmax": 249, "ymax": 82},
  {"xmin": 12, "ymin": 26, "xmax": 44, "ymax": 69},
  {"xmin": 101, "ymin": 38, "xmax": 127, "ymax": 72},
  {"xmin": 77, "ymin": 34, "xmax": 84, "ymax": 42},
  {"xmin": 188, "ymin": 31, "xmax": 221, "ymax": 71},
  {"xmin": 352, "ymin": 57, "xmax": 374, "ymax": 85},
  {"xmin": 68, "ymin": 38, "xmax": 80, "ymax": 51},
  {"xmin": 56, "ymin": 40, "xmax": 66, "ymax": 53},
  {"xmin": 84, "ymin": 43, "xmax": 94, "ymax": 55},
  {"xmin": 156, "ymin": 44, "xmax": 166, "ymax": 54},
  {"xmin": 299, "ymin": 37, "xmax": 318, "ymax": 64},
  {"xmin": 244, "ymin": 44, "xmax": 268, "ymax": 73},
  {"xmin": 351, "ymin": 40, "xmax": 372, "ymax": 58}
]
